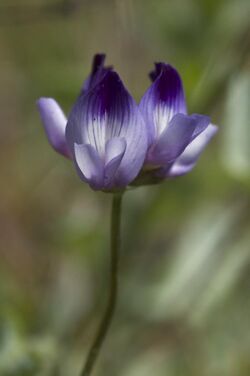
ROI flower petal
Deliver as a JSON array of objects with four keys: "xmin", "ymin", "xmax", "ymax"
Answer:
[
  {"xmin": 104, "ymin": 137, "xmax": 127, "ymax": 188},
  {"xmin": 37, "ymin": 98, "xmax": 71, "ymax": 158},
  {"xmin": 140, "ymin": 63, "xmax": 187, "ymax": 145},
  {"xmin": 147, "ymin": 113, "xmax": 210, "ymax": 165},
  {"xmin": 167, "ymin": 124, "xmax": 218, "ymax": 177},
  {"xmin": 74, "ymin": 143, "xmax": 104, "ymax": 190},
  {"xmin": 82, "ymin": 54, "xmax": 112, "ymax": 93},
  {"xmin": 66, "ymin": 70, "xmax": 147, "ymax": 188},
  {"xmin": 105, "ymin": 137, "xmax": 127, "ymax": 165}
]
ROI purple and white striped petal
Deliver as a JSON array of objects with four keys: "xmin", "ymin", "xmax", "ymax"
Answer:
[
  {"xmin": 66, "ymin": 70, "xmax": 147, "ymax": 189},
  {"xmin": 140, "ymin": 63, "xmax": 187, "ymax": 145},
  {"xmin": 147, "ymin": 113, "xmax": 210, "ymax": 165},
  {"xmin": 37, "ymin": 98, "xmax": 71, "ymax": 158}
]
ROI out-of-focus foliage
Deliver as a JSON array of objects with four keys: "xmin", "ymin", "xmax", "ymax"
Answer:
[
  {"xmin": 222, "ymin": 73, "xmax": 250, "ymax": 178},
  {"xmin": 0, "ymin": 0, "xmax": 250, "ymax": 375}
]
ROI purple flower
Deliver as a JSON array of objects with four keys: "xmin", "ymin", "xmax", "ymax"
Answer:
[
  {"xmin": 37, "ymin": 55, "xmax": 217, "ymax": 190},
  {"xmin": 139, "ymin": 63, "xmax": 218, "ymax": 178},
  {"xmin": 37, "ymin": 54, "xmax": 147, "ymax": 191}
]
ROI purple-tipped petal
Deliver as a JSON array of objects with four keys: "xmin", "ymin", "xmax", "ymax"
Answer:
[
  {"xmin": 66, "ymin": 70, "xmax": 147, "ymax": 189},
  {"xmin": 149, "ymin": 63, "xmax": 163, "ymax": 82},
  {"xmin": 147, "ymin": 113, "xmax": 210, "ymax": 165},
  {"xmin": 167, "ymin": 124, "xmax": 218, "ymax": 177},
  {"xmin": 140, "ymin": 63, "xmax": 187, "ymax": 145},
  {"xmin": 37, "ymin": 98, "xmax": 71, "ymax": 158},
  {"xmin": 104, "ymin": 137, "xmax": 127, "ymax": 188},
  {"xmin": 82, "ymin": 54, "xmax": 112, "ymax": 93},
  {"xmin": 74, "ymin": 143, "xmax": 104, "ymax": 189}
]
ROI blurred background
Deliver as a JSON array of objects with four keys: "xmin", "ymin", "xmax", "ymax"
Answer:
[{"xmin": 0, "ymin": 0, "xmax": 250, "ymax": 375}]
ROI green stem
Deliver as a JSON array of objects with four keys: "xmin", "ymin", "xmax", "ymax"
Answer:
[{"xmin": 80, "ymin": 193, "xmax": 123, "ymax": 376}]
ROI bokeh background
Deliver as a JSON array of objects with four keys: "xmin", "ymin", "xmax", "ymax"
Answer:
[{"xmin": 1, "ymin": 0, "xmax": 250, "ymax": 375}]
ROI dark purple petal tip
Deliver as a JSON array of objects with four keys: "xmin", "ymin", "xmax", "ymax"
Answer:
[
  {"xmin": 91, "ymin": 54, "xmax": 106, "ymax": 74},
  {"xmin": 89, "ymin": 70, "xmax": 129, "ymax": 115},
  {"xmin": 83, "ymin": 53, "xmax": 113, "ymax": 93},
  {"xmin": 149, "ymin": 63, "xmax": 162, "ymax": 82},
  {"xmin": 151, "ymin": 63, "xmax": 185, "ymax": 105}
]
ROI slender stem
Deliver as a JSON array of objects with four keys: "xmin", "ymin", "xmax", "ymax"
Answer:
[{"xmin": 80, "ymin": 192, "xmax": 123, "ymax": 376}]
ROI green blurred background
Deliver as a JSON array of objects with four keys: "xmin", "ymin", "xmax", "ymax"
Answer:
[{"xmin": 0, "ymin": 0, "xmax": 250, "ymax": 375}]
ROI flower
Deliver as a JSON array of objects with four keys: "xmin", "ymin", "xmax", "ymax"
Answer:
[
  {"xmin": 139, "ymin": 63, "xmax": 218, "ymax": 179},
  {"xmin": 37, "ymin": 56, "xmax": 217, "ymax": 190},
  {"xmin": 37, "ymin": 54, "xmax": 147, "ymax": 191}
]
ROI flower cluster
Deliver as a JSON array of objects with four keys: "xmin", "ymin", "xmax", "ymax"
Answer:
[{"xmin": 37, "ymin": 54, "xmax": 217, "ymax": 191}]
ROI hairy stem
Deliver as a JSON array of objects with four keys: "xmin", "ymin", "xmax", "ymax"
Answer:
[{"xmin": 80, "ymin": 193, "xmax": 123, "ymax": 376}]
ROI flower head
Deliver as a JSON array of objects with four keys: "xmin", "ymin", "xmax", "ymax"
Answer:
[
  {"xmin": 37, "ymin": 54, "xmax": 147, "ymax": 191},
  {"xmin": 139, "ymin": 63, "xmax": 218, "ymax": 180},
  {"xmin": 37, "ymin": 56, "xmax": 217, "ymax": 190}
]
